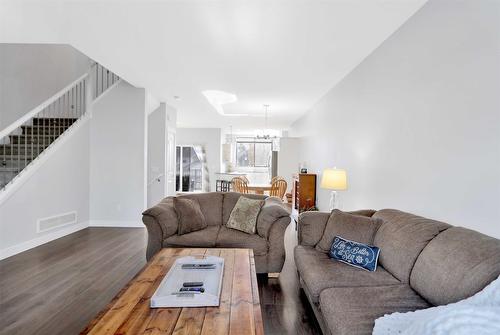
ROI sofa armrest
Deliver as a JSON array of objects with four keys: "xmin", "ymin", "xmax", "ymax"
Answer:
[
  {"xmin": 266, "ymin": 216, "xmax": 291, "ymax": 273},
  {"xmin": 142, "ymin": 215, "xmax": 163, "ymax": 261},
  {"xmin": 257, "ymin": 197, "xmax": 291, "ymax": 239},
  {"xmin": 142, "ymin": 197, "xmax": 178, "ymax": 260},
  {"xmin": 142, "ymin": 197, "xmax": 178, "ymax": 238},
  {"xmin": 297, "ymin": 211, "xmax": 330, "ymax": 247}
]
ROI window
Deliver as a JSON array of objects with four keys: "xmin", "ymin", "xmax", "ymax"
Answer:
[
  {"xmin": 176, "ymin": 145, "xmax": 203, "ymax": 192},
  {"xmin": 236, "ymin": 140, "xmax": 272, "ymax": 167}
]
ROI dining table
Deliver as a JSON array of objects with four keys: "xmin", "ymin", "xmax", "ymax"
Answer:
[{"xmin": 247, "ymin": 183, "xmax": 272, "ymax": 195}]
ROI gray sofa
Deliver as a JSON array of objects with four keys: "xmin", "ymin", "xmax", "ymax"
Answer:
[
  {"xmin": 142, "ymin": 192, "xmax": 291, "ymax": 273},
  {"xmin": 296, "ymin": 209, "xmax": 500, "ymax": 335}
]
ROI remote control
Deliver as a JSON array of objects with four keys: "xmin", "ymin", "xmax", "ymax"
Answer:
[
  {"xmin": 172, "ymin": 291, "xmax": 200, "ymax": 295},
  {"xmin": 181, "ymin": 263, "xmax": 216, "ymax": 269},
  {"xmin": 180, "ymin": 287, "xmax": 205, "ymax": 293},
  {"xmin": 183, "ymin": 281, "xmax": 204, "ymax": 287}
]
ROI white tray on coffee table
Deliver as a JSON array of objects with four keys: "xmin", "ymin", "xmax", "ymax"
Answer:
[{"xmin": 150, "ymin": 255, "xmax": 224, "ymax": 308}]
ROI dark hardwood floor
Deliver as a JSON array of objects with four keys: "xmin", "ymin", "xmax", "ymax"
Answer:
[{"xmin": 0, "ymin": 223, "xmax": 321, "ymax": 335}]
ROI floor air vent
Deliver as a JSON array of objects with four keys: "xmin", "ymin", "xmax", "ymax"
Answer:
[{"xmin": 37, "ymin": 212, "xmax": 77, "ymax": 233}]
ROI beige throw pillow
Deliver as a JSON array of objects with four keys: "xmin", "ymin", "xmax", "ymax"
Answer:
[
  {"xmin": 226, "ymin": 196, "xmax": 264, "ymax": 234},
  {"xmin": 316, "ymin": 209, "xmax": 383, "ymax": 253},
  {"xmin": 173, "ymin": 197, "xmax": 207, "ymax": 235}
]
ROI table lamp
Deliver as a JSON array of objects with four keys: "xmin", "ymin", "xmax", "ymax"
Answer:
[{"xmin": 320, "ymin": 168, "xmax": 347, "ymax": 210}]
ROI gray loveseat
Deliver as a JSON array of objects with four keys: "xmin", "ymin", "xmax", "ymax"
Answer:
[
  {"xmin": 142, "ymin": 192, "xmax": 291, "ymax": 273},
  {"xmin": 296, "ymin": 209, "xmax": 500, "ymax": 335}
]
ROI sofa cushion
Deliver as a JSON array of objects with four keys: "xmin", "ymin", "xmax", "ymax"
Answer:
[
  {"xmin": 316, "ymin": 209, "xmax": 382, "ymax": 253},
  {"xmin": 142, "ymin": 197, "xmax": 177, "ymax": 238},
  {"xmin": 410, "ymin": 227, "xmax": 500, "ymax": 306},
  {"xmin": 222, "ymin": 192, "xmax": 267, "ymax": 224},
  {"xmin": 164, "ymin": 225, "xmax": 220, "ymax": 248},
  {"xmin": 319, "ymin": 285, "xmax": 429, "ymax": 335},
  {"xmin": 294, "ymin": 245, "xmax": 400, "ymax": 303},
  {"xmin": 216, "ymin": 226, "xmax": 268, "ymax": 256},
  {"xmin": 173, "ymin": 197, "xmax": 207, "ymax": 235},
  {"xmin": 178, "ymin": 192, "xmax": 223, "ymax": 226},
  {"xmin": 373, "ymin": 209, "xmax": 451, "ymax": 283},
  {"xmin": 226, "ymin": 196, "xmax": 264, "ymax": 234}
]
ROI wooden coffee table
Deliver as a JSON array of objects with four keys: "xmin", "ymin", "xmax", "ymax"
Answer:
[{"xmin": 80, "ymin": 248, "xmax": 263, "ymax": 335}]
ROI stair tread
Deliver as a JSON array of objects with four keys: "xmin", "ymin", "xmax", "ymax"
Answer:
[
  {"xmin": 0, "ymin": 144, "xmax": 47, "ymax": 147},
  {"xmin": 1, "ymin": 156, "xmax": 35, "ymax": 159},
  {"xmin": 10, "ymin": 134, "xmax": 60, "ymax": 137},
  {"xmin": 0, "ymin": 167, "xmax": 25, "ymax": 171}
]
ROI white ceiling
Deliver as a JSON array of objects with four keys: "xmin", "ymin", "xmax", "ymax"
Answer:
[{"xmin": 0, "ymin": 0, "xmax": 427, "ymax": 129}]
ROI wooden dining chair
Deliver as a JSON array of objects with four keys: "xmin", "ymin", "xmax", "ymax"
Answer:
[
  {"xmin": 231, "ymin": 177, "xmax": 249, "ymax": 194},
  {"xmin": 270, "ymin": 178, "xmax": 287, "ymax": 200}
]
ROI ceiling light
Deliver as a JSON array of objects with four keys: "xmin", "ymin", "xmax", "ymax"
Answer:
[{"xmin": 202, "ymin": 90, "xmax": 238, "ymax": 115}]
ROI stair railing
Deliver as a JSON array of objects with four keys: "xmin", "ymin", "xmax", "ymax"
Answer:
[
  {"xmin": 94, "ymin": 63, "xmax": 120, "ymax": 99},
  {"xmin": 0, "ymin": 63, "xmax": 119, "ymax": 190}
]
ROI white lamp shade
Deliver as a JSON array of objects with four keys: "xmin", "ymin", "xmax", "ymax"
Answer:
[{"xmin": 321, "ymin": 168, "xmax": 347, "ymax": 190}]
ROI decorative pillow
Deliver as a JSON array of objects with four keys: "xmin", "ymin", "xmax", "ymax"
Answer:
[
  {"xmin": 329, "ymin": 236, "xmax": 380, "ymax": 272},
  {"xmin": 173, "ymin": 197, "xmax": 207, "ymax": 235},
  {"xmin": 226, "ymin": 196, "xmax": 264, "ymax": 234},
  {"xmin": 316, "ymin": 209, "xmax": 383, "ymax": 253}
]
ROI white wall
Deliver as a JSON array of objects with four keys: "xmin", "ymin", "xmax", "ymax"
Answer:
[
  {"xmin": 290, "ymin": 0, "xmax": 500, "ymax": 238},
  {"xmin": 0, "ymin": 120, "xmax": 90, "ymax": 258},
  {"xmin": 0, "ymin": 44, "xmax": 90, "ymax": 130},
  {"xmin": 176, "ymin": 128, "xmax": 221, "ymax": 192},
  {"xmin": 89, "ymin": 81, "xmax": 146, "ymax": 226}
]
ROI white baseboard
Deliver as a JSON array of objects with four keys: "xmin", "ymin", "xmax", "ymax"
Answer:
[
  {"xmin": 0, "ymin": 221, "xmax": 89, "ymax": 261},
  {"xmin": 88, "ymin": 220, "xmax": 144, "ymax": 228}
]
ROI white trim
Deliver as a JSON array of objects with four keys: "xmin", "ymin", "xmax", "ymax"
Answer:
[
  {"xmin": 0, "ymin": 73, "xmax": 89, "ymax": 139},
  {"xmin": 0, "ymin": 221, "xmax": 89, "ymax": 261},
  {"xmin": 88, "ymin": 220, "xmax": 144, "ymax": 228},
  {"xmin": 0, "ymin": 114, "xmax": 90, "ymax": 205}
]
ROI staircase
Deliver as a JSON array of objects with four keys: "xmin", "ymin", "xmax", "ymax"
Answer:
[{"xmin": 0, "ymin": 63, "xmax": 119, "ymax": 190}]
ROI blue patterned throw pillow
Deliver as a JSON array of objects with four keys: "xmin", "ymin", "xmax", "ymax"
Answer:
[{"xmin": 329, "ymin": 236, "xmax": 380, "ymax": 272}]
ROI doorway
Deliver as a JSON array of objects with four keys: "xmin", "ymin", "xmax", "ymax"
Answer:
[{"xmin": 176, "ymin": 145, "xmax": 204, "ymax": 192}]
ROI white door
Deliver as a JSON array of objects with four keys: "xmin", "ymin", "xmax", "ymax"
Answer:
[
  {"xmin": 165, "ymin": 128, "xmax": 176, "ymax": 196},
  {"xmin": 147, "ymin": 105, "xmax": 167, "ymax": 207}
]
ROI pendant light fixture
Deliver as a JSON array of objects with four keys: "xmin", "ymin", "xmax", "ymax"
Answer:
[{"xmin": 256, "ymin": 104, "xmax": 277, "ymax": 140}]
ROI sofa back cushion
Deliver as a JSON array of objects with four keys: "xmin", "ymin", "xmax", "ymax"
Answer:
[
  {"xmin": 373, "ymin": 209, "xmax": 450, "ymax": 283},
  {"xmin": 222, "ymin": 192, "xmax": 267, "ymax": 224},
  {"xmin": 316, "ymin": 209, "xmax": 382, "ymax": 253},
  {"xmin": 173, "ymin": 197, "xmax": 207, "ymax": 235},
  {"xmin": 410, "ymin": 227, "xmax": 500, "ymax": 306},
  {"xmin": 178, "ymin": 192, "xmax": 223, "ymax": 226}
]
